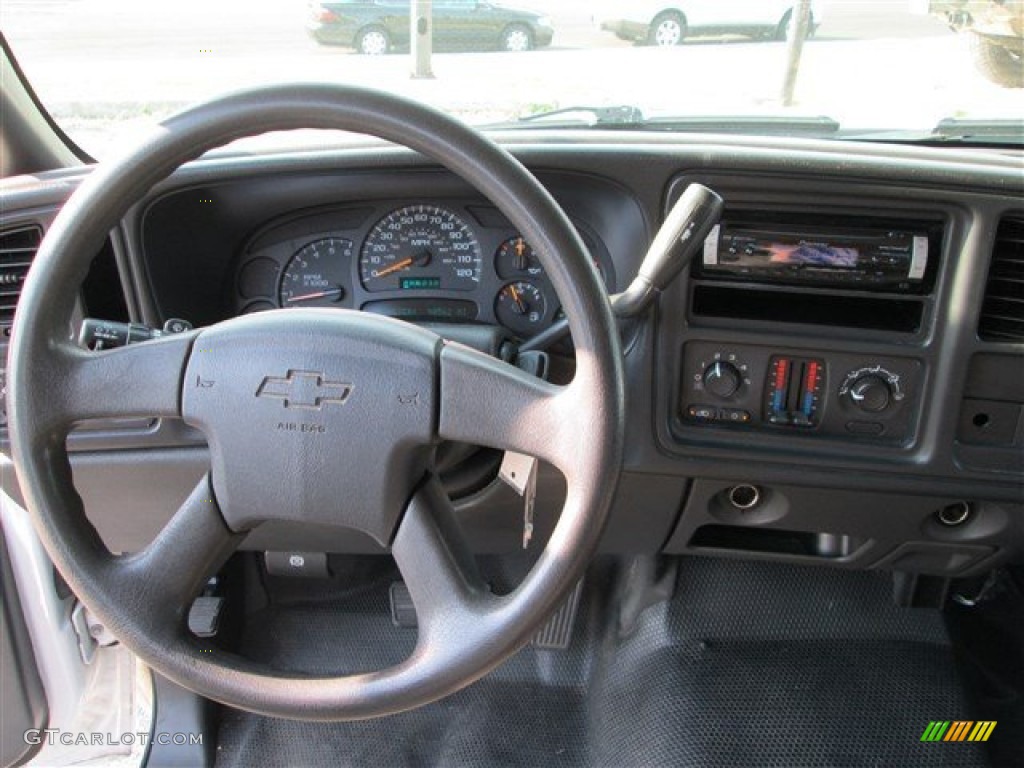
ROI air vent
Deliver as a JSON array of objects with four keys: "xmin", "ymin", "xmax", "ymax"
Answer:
[
  {"xmin": 0, "ymin": 225, "xmax": 43, "ymax": 328},
  {"xmin": 979, "ymin": 216, "xmax": 1024, "ymax": 342}
]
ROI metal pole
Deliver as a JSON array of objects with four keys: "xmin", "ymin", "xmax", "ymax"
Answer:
[
  {"xmin": 411, "ymin": 0, "xmax": 434, "ymax": 79},
  {"xmin": 780, "ymin": 0, "xmax": 813, "ymax": 106}
]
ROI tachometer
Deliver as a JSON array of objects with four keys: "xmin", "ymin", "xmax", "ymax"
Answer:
[
  {"xmin": 360, "ymin": 206, "xmax": 481, "ymax": 292},
  {"xmin": 278, "ymin": 237, "xmax": 353, "ymax": 308}
]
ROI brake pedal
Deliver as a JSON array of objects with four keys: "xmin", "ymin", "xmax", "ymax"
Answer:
[
  {"xmin": 389, "ymin": 578, "xmax": 584, "ymax": 648},
  {"xmin": 390, "ymin": 582, "xmax": 417, "ymax": 628}
]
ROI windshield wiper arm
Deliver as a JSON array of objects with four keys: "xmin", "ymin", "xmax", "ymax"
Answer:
[
  {"xmin": 640, "ymin": 114, "xmax": 841, "ymax": 137},
  {"xmin": 515, "ymin": 104, "xmax": 646, "ymax": 126},
  {"xmin": 840, "ymin": 119, "xmax": 1024, "ymax": 146},
  {"xmin": 931, "ymin": 118, "xmax": 1024, "ymax": 144},
  {"xmin": 488, "ymin": 110, "xmax": 842, "ymax": 137}
]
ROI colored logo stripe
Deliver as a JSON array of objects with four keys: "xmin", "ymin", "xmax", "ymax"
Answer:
[
  {"xmin": 921, "ymin": 720, "xmax": 997, "ymax": 742},
  {"xmin": 968, "ymin": 722, "xmax": 997, "ymax": 742},
  {"xmin": 921, "ymin": 721, "xmax": 950, "ymax": 742},
  {"xmin": 944, "ymin": 721, "xmax": 973, "ymax": 741}
]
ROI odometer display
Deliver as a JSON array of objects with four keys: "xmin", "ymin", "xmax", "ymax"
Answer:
[
  {"xmin": 400, "ymin": 277, "xmax": 441, "ymax": 290},
  {"xmin": 360, "ymin": 206, "xmax": 481, "ymax": 292}
]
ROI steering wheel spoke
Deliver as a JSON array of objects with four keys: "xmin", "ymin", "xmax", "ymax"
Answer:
[
  {"xmin": 105, "ymin": 474, "xmax": 242, "ymax": 636},
  {"xmin": 438, "ymin": 342, "xmax": 583, "ymax": 477},
  {"xmin": 45, "ymin": 333, "xmax": 195, "ymax": 430},
  {"xmin": 392, "ymin": 477, "xmax": 496, "ymax": 642}
]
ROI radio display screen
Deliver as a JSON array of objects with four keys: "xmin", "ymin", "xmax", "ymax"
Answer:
[
  {"xmin": 698, "ymin": 215, "xmax": 940, "ymax": 293},
  {"xmin": 747, "ymin": 241, "xmax": 860, "ymax": 268}
]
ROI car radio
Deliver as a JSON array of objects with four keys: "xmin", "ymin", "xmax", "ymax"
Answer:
[{"xmin": 697, "ymin": 213, "xmax": 942, "ymax": 293}]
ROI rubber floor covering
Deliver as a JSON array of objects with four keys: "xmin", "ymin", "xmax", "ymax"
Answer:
[{"xmin": 215, "ymin": 558, "xmax": 993, "ymax": 767}]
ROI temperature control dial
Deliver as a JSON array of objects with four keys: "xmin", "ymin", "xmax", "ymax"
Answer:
[
  {"xmin": 703, "ymin": 361, "xmax": 742, "ymax": 399},
  {"xmin": 848, "ymin": 375, "xmax": 891, "ymax": 413},
  {"xmin": 840, "ymin": 367, "xmax": 905, "ymax": 414}
]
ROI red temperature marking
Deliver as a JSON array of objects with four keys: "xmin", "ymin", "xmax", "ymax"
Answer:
[
  {"xmin": 775, "ymin": 358, "xmax": 789, "ymax": 390},
  {"xmin": 805, "ymin": 361, "xmax": 819, "ymax": 393}
]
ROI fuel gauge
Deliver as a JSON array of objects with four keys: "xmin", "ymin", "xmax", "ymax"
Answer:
[
  {"xmin": 496, "ymin": 234, "xmax": 606, "ymax": 285},
  {"xmin": 495, "ymin": 236, "xmax": 543, "ymax": 279},
  {"xmin": 495, "ymin": 281, "xmax": 548, "ymax": 336}
]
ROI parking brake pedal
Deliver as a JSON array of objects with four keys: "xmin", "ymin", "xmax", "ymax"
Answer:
[
  {"xmin": 188, "ymin": 597, "xmax": 223, "ymax": 638},
  {"xmin": 188, "ymin": 576, "xmax": 224, "ymax": 638}
]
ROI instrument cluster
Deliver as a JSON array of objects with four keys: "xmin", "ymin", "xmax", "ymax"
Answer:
[{"xmin": 233, "ymin": 201, "xmax": 613, "ymax": 339}]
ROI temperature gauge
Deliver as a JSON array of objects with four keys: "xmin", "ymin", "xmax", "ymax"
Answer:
[{"xmin": 495, "ymin": 281, "xmax": 548, "ymax": 336}]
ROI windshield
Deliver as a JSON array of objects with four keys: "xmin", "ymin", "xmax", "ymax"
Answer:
[{"xmin": 3, "ymin": 0, "xmax": 1022, "ymax": 158}]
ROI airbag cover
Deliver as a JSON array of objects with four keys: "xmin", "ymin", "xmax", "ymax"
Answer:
[{"xmin": 182, "ymin": 309, "xmax": 440, "ymax": 545}]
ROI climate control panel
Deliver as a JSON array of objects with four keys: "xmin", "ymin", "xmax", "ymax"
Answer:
[
  {"xmin": 764, "ymin": 355, "xmax": 826, "ymax": 427},
  {"xmin": 680, "ymin": 342, "xmax": 921, "ymax": 442}
]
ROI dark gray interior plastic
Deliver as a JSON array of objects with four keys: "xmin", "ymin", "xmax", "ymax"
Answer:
[
  {"xmin": 0, "ymin": 528, "xmax": 47, "ymax": 767},
  {"xmin": 6, "ymin": 84, "xmax": 624, "ymax": 720}
]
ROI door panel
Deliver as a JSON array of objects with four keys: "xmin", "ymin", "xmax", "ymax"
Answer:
[{"xmin": 0, "ymin": 529, "xmax": 47, "ymax": 768}]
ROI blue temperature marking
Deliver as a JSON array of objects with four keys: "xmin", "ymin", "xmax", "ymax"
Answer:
[
  {"xmin": 802, "ymin": 392, "xmax": 814, "ymax": 415},
  {"xmin": 773, "ymin": 389, "xmax": 785, "ymax": 412}
]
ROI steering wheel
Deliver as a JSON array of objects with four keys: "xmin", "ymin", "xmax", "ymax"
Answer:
[{"xmin": 7, "ymin": 85, "xmax": 624, "ymax": 720}]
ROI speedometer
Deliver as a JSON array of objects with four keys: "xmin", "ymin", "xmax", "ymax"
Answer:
[{"xmin": 360, "ymin": 206, "xmax": 481, "ymax": 292}]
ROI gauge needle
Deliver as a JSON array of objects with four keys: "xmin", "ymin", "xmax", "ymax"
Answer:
[
  {"xmin": 372, "ymin": 257, "xmax": 414, "ymax": 280},
  {"xmin": 514, "ymin": 238, "xmax": 529, "ymax": 271},
  {"xmin": 509, "ymin": 284, "xmax": 527, "ymax": 314},
  {"xmin": 371, "ymin": 251, "xmax": 432, "ymax": 280},
  {"xmin": 285, "ymin": 287, "xmax": 344, "ymax": 304}
]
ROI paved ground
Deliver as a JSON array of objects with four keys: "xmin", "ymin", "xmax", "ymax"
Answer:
[{"xmin": 2, "ymin": 0, "xmax": 1019, "ymax": 157}]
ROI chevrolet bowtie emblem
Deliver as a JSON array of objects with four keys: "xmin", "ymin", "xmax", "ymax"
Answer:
[{"xmin": 256, "ymin": 371, "xmax": 353, "ymax": 410}]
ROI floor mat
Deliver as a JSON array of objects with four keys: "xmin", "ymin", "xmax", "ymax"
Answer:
[
  {"xmin": 214, "ymin": 558, "xmax": 993, "ymax": 768},
  {"xmin": 588, "ymin": 559, "xmax": 989, "ymax": 767},
  {"xmin": 217, "ymin": 681, "xmax": 586, "ymax": 768},
  {"xmin": 593, "ymin": 640, "xmax": 983, "ymax": 767},
  {"xmin": 216, "ymin": 560, "xmax": 591, "ymax": 768}
]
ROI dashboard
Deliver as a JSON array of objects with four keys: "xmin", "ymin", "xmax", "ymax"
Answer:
[{"xmin": 1, "ymin": 133, "xmax": 1022, "ymax": 577}]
